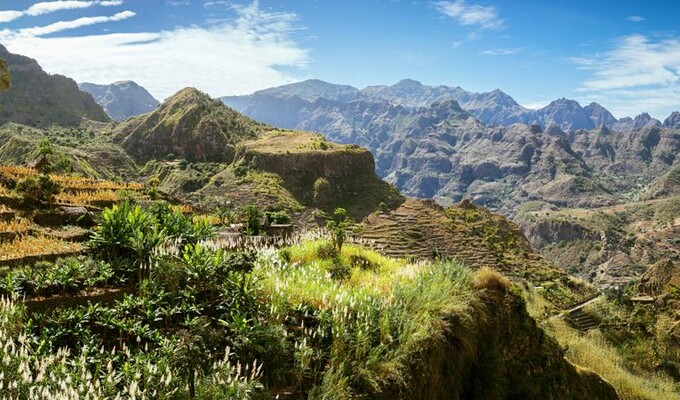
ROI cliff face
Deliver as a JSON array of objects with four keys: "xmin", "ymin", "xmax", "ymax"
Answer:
[
  {"xmin": 0, "ymin": 45, "xmax": 109, "ymax": 127},
  {"xmin": 402, "ymin": 280, "xmax": 618, "ymax": 399},
  {"xmin": 238, "ymin": 130, "xmax": 403, "ymax": 216},
  {"xmin": 242, "ymin": 144, "xmax": 374, "ymax": 184}
]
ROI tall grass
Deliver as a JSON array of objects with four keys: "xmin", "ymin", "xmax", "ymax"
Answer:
[
  {"xmin": 547, "ymin": 318, "xmax": 680, "ymax": 400},
  {"xmin": 258, "ymin": 241, "xmax": 477, "ymax": 396}
]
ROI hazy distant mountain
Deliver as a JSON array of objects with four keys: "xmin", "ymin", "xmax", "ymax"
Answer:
[
  {"xmin": 537, "ymin": 98, "xmax": 593, "ymax": 131},
  {"xmin": 250, "ymin": 78, "xmax": 360, "ymax": 102},
  {"xmin": 79, "ymin": 81, "xmax": 159, "ymax": 121},
  {"xmin": 0, "ymin": 44, "xmax": 109, "ymax": 127},
  {"xmin": 611, "ymin": 112, "xmax": 662, "ymax": 132},
  {"xmin": 224, "ymin": 79, "xmax": 539, "ymax": 127},
  {"xmin": 583, "ymin": 102, "xmax": 618, "ymax": 127},
  {"xmin": 223, "ymin": 78, "xmax": 679, "ymax": 135}
]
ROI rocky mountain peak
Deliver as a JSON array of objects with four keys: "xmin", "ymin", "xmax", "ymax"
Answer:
[
  {"xmin": 545, "ymin": 97, "xmax": 582, "ymax": 109},
  {"xmin": 633, "ymin": 112, "xmax": 661, "ymax": 129},
  {"xmin": 429, "ymin": 99, "xmax": 469, "ymax": 118},
  {"xmin": 79, "ymin": 80, "xmax": 159, "ymax": 121},
  {"xmin": 113, "ymin": 87, "xmax": 263, "ymax": 163},
  {"xmin": 538, "ymin": 98, "xmax": 593, "ymax": 131},
  {"xmin": 583, "ymin": 102, "xmax": 617, "ymax": 127},
  {"xmin": 663, "ymin": 111, "xmax": 680, "ymax": 129},
  {"xmin": 252, "ymin": 79, "xmax": 360, "ymax": 102},
  {"xmin": 391, "ymin": 78, "xmax": 424, "ymax": 90}
]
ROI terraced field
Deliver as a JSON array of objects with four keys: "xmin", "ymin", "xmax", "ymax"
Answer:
[
  {"xmin": 359, "ymin": 198, "xmax": 598, "ymax": 309},
  {"xmin": 0, "ymin": 166, "xmax": 146, "ymax": 267}
]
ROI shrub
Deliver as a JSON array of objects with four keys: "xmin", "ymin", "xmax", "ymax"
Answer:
[
  {"xmin": 89, "ymin": 200, "xmax": 166, "ymax": 269},
  {"xmin": 328, "ymin": 258, "xmax": 350, "ymax": 281},
  {"xmin": 214, "ymin": 203, "xmax": 237, "ymax": 226},
  {"xmin": 349, "ymin": 254, "xmax": 376, "ymax": 271},
  {"xmin": 242, "ymin": 205, "xmax": 262, "ymax": 236},
  {"xmin": 472, "ymin": 267, "xmax": 511, "ymax": 292},
  {"xmin": 147, "ymin": 175, "xmax": 161, "ymax": 200},
  {"xmin": 14, "ymin": 174, "xmax": 61, "ymax": 206},
  {"xmin": 264, "ymin": 210, "xmax": 290, "ymax": 224},
  {"xmin": 313, "ymin": 177, "xmax": 332, "ymax": 205},
  {"xmin": 278, "ymin": 248, "xmax": 292, "ymax": 263},
  {"xmin": 316, "ymin": 242, "xmax": 338, "ymax": 259}
]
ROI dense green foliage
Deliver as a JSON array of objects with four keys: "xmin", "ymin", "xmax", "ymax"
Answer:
[{"xmin": 89, "ymin": 201, "xmax": 214, "ymax": 270}]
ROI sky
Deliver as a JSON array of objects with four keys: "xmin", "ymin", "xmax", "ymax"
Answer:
[{"xmin": 0, "ymin": 0, "xmax": 678, "ymax": 119}]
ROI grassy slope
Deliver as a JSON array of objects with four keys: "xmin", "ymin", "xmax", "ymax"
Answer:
[{"xmin": 524, "ymin": 296, "xmax": 679, "ymax": 399}]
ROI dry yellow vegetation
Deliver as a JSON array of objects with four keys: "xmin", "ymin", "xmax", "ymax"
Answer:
[
  {"xmin": 0, "ymin": 219, "xmax": 30, "ymax": 233},
  {"xmin": 0, "ymin": 165, "xmax": 34, "ymax": 177},
  {"xmin": 244, "ymin": 130, "xmax": 348, "ymax": 154},
  {"xmin": 50, "ymin": 175, "xmax": 143, "ymax": 191},
  {"xmin": 55, "ymin": 190, "xmax": 120, "ymax": 205},
  {"xmin": 0, "ymin": 236, "xmax": 83, "ymax": 261}
]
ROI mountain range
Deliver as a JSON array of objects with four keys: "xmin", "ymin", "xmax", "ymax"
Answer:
[
  {"xmin": 79, "ymin": 81, "xmax": 159, "ymax": 121},
  {"xmin": 222, "ymin": 78, "xmax": 675, "ymax": 132},
  {"xmin": 219, "ymin": 80, "xmax": 680, "ymax": 219}
]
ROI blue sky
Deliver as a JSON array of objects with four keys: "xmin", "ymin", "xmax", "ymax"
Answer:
[{"xmin": 0, "ymin": 0, "xmax": 678, "ymax": 119}]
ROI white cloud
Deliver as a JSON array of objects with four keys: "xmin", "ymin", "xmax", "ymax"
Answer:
[
  {"xmin": 480, "ymin": 47, "xmax": 517, "ymax": 56},
  {"xmin": 19, "ymin": 11, "xmax": 135, "ymax": 36},
  {"xmin": 573, "ymin": 34, "xmax": 680, "ymax": 118},
  {"xmin": 576, "ymin": 35, "xmax": 680, "ymax": 90},
  {"xmin": 0, "ymin": 11, "xmax": 23, "ymax": 23},
  {"xmin": 1, "ymin": 1, "xmax": 309, "ymax": 100},
  {"xmin": 26, "ymin": 1, "xmax": 93, "ymax": 16},
  {"xmin": 434, "ymin": 0, "xmax": 504, "ymax": 30},
  {"xmin": 0, "ymin": 0, "xmax": 123, "ymax": 23},
  {"xmin": 626, "ymin": 15, "xmax": 645, "ymax": 22}
]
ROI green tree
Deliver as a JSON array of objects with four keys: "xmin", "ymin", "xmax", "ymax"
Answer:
[
  {"xmin": 36, "ymin": 138, "xmax": 55, "ymax": 157},
  {"xmin": 326, "ymin": 207, "xmax": 348, "ymax": 254},
  {"xmin": 242, "ymin": 204, "xmax": 262, "ymax": 236},
  {"xmin": 147, "ymin": 175, "xmax": 161, "ymax": 200}
]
